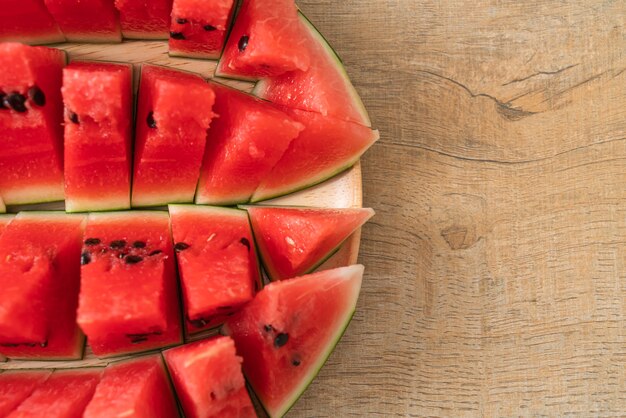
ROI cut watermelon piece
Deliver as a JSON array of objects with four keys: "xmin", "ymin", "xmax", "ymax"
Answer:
[
  {"xmin": 63, "ymin": 61, "xmax": 133, "ymax": 212},
  {"xmin": 251, "ymin": 108, "xmax": 378, "ymax": 202},
  {"xmin": 114, "ymin": 0, "xmax": 173, "ymax": 39},
  {"xmin": 0, "ymin": 1, "xmax": 65, "ymax": 45},
  {"xmin": 244, "ymin": 206, "xmax": 374, "ymax": 281},
  {"xmin": 216, "ymin": 0, "xmax": 310, "ymax": 81},
  {"xmin": 0, "ymin": 43, "xmax": 66, "ymax": 205},
  {"xmin": 195, "ymin": 82, "xmax": 302, "ymax": 205},
  {"xmin": 43, "ymin": 0, "xmax": 122, "ymax": 42},
  {"xmin": 169, "ymin": 205, "xmax": 260, "ymax": 334},
  {"xmin": 169, "ymin": 0, "xmax": 236, "ymax": 59},
  {"xmin": 0, "ymin": 370, "xmax": 52, "ymax": 416},
  {"xmin": 83, "ymin": 354, "xmax": 179, "ymax": 418},
  {"xmin": 7, "ymin": 368, "xmax": 102, "ymax": 418},
  {"xmin": 253, "ymin": 12, "xmax": 370, "ymax": 127},
  {"xmin": 132, "ymin": 65, "xmax": 216, "ymax": 207},
  {"xmin": 223, "ymin": 265, "xmax": 364, "ymax": 418},
  {"xmin": 0, "ymin": 212, "xmax": 86, "ymax": 360},
  {"xmin": 163, "ymin": 336, "xmax": 256, "ymax": 418},
  {"xmin": 76, "ymin": 211, "xmax": 182, "ymax": 358}
]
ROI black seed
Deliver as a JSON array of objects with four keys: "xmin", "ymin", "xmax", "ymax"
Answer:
[
  {"xmin": 81, "ymin": 251, "xmax": 91, "ymax": 265},
  {"xmin": 0, "ymin": 343, "xmax": 18, "ymax": 347},
  {"xmin": 130, "ymin": 336, "xmax": 148, "ymax": 344},
  {"xmin": 274, "ymin": 332, "xmax": 289, "ymax": 348},
  {"xmin": 67, "ymin": 110, "xmax": 79, "ymax": 124},
  {"xmin": 264, "ymin": 324, "xmax": 273, "ymax": 332},
  {"xmin": 125, "ymin": 255, "xmax": 143, "ymax": 264},
  {"xmin": 84, "ymin": 237, "xmax": 101, "ymax": 246},
  {"xmin": 292, "ymin": 358, "xmax": 301, "ymax": 367},
  {"xmin": 5, "ymin": 92, "xmax": 27, "ymax": 112},
  {"xmin": 189, "ymin": 318, "xmax": 208, "ymax": 328},
  {"xmin": 170, "ymin": 31, "xmax": 186, "ymax": 40},
  {"xmin": 146, "ymin": 111, "xmax": 156, "ymax": 128},
  {"xmin": 149, "ymin": 249, "xmax": 162, "ymax": 256},
  {"xmin": 174, "ymin": 242, "xmax": 190, "ymax": 252},
  {"xmin": 204, "ymin": 24, "xmax": 216, "ymax": 31},
  {"xmin": 240, "ymin": 237, "xmax": 250, "ymax": 250},
  {"xmin": 0, "ymin": 92, "xmax": 7, "ymax": 109},
  {"xmin": 110, "ymin": 240, "xmax": 126, "ymax": 249},
  {"xmin": 132, "ymin": 241, "xmax": 146, "ymax": 248},
  {"xmin": 28, "ymin": 86, "xmax": 45, "ymax": 106},
  {"xmin": 238, "ymin": 35, "xmax": 249, "ymax": 52},
  {"xmin": 176, "ymin": 17, "xmax": 188, "ymax": 24},
  {"xmin": 26, "ymin": 342, "xmax": 36, "ymax": 347}
]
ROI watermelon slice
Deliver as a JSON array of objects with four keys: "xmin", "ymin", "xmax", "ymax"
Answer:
[
  {"xmin": 43, "ymin": 0, "xmax": 122, "ymax": 42},
  {"xmin": 7, "ymin": 368, "xmax": 102, "ymax": 418},
  {"xmin": 0, "ymin": 43, "xmax": 66, "ymax": 205},
  {"xmin": 62, "ymin": 61, "xmax": 133, "ymax": 212},
  {"xmin": 0, "ymin": 212, "xmax": 86, "ymax": 360},
  {"xmin": 132, "ymin": 65, "xmax": 216, "ymax": 207},
  {"xmin": 0, "ymin": 1, "xmax": 65, "ymax": 45},
  {"xmin": 250, "ymin": 107, "xmax": 378, "ymax": 202},
  {"xmin": 0, "ymin": 370, "xmax": 52, "ymax": 416},
  {"xmin": 76, "ymin": 211, "xmax": 182, "ymax": 358},
  {"xmin": 168, "ymin": 0, "xmax": 236, "ymax": 59},
  {"xmin": 169, "ymin": 205, "xmax": 261, "ymax": 334},
  {"xmin": 114, "ymin": 0, "xmax": 174, "ymax": 40},
  {"xmin": 253, "ymin": 12, "xmax": 370, "ymax": 127},
  {"xmin": 216, "ymin": 0, "xmax": 310, "ymax": 81},
  {"xmin": 223, "ymin": 265, "xmax": 364, "ymax": 418},
  {"xmin": 244, "ymin": 206, "xmax": 374, "ymax": 281},
  {"xmin": 83, "ymin": 354, "xmax": 179, "ymax": 418},
  {"xmin": 195, "ymin": 82, "xmax": 303, "ymax": 205},
  {"xmin": 163, "ymin": 336, "xmax": 256, "ymax": 418}
]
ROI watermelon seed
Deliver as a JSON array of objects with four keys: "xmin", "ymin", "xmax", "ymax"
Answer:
[
  {"xmin": 5, "ymin": 92, "xmax": 27, "ymax": 113},
  {"xmin": 149, "ymin": 249, "xmax": 162, "ymax": 256},
  {"xmin": 0, "ymin": 343, "xmax": 18, "ymax": 347},
  {"xmin": 67, "ymin": 110, "xmax": 79, "ymax": 124},
  {"xmin": 84, "ymin": 238, "xmax": 101, "ymax": 246},
  {"xmin": 189, "ymin": 318, "xmax": 207, "ymax": 328},
  {"xmin": 132, "ymin": 241, "xmax": 146, "ymax": 248},
  {"xmin": 274, "ymin": 333, "xmax": 289, "ymax": 348},
  {"xmin": 28, "ymin": 86, "xmax": 45, "ymax": 106},
  {"xmin": 170, "ymin": 31, "xmax": 186, "ymax": 40},
  {"xmin": 174, "ymin": 242, "xmax": 190, "ymax": 252},
  {"xmin": 81, "ymin": 252, "xmax": 91, "ymax": 265},
  {"xmin": 238, "ymin": 35, "xmax": 249, "ymax": 52},
  {"xmin": 204, "ymin": 24, "xmax": 216, "ymax": 31},
  {"xmin": 130, "ymin": 336, "xmax": 148, "ymax": 344},
  {"xmin": 40, "ymin": 341, "xmax": 48, "ymax": 348},
  {"xmin": 240, "ymin": 237, "xmax": 250, "ymax": 250},
  {"xmin": 110, "ymin": 240, "xmax": 126, "ymax": 249},
  {"xmin": 176, "ymin": 18, "xmax": 188, "ymax": 24},
  {"xmin": 146, "ymin": 111, "xmax": 157, "ymax": 128},
  {"xmin": 125, "ymin": 255, "xmax": 143, "ymax": 264},
  {"xmin": 0, "ymin": 92, "xmax": 7, "ymax": 109},
  {"xmin": 264, "ymin": 324, "xmax": 273, "ymax": 332},
  {"xmin": 292, "ymin": 358, "xmax": 301, "ymax": 367}
]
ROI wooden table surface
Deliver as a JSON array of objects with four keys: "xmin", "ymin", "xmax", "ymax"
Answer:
[{"xmin": 295, "ymin": 0, "xmax": 626, "ymax": 416}]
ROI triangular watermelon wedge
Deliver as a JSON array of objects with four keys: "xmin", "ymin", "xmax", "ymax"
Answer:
[
  {"xmin": 222, "ymin": 264, "xmax": 364, "ymax": 418},
  {"xmin": 252, "ymin": 12, "xmax": 371, "ymax": 127},
  {"xmin": 243, "ymin": 205, "xmax": 374, "ymax": 281},
  {"xmin": 250, "ymin": 107, "xmax": 378, "ymax": 203}
]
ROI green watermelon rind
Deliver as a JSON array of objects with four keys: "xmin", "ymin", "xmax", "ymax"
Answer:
[
  {"xmin": 249, "ymin": 129, "xmax": 379, "ymax": 203},
  {"xmin": 240, "ymin": 206, "xmax": 374, "ymax": 282},
  {"xmin": 252, "ymin": 11, "xmax": 372, "ymax": 127}
]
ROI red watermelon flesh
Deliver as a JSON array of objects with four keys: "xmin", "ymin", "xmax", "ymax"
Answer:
[
  {"xmin": 76, "ymin": 211, "xmax": 182, "ymax": 358},
  {"xmin": 163, "ymin": 336, "xmax": 256, "ymax": 418},
  {"xmin": 0, "ymin": 43, "xmax": 66, "ymax": 205},
  {"xmin": 83, "ymin": 354, "xmax": 179, "ymax": 418},
  {"xmin": 169, "ymin": 205, "xmax": 260, "ymax": 334},
  {"xmin": 0, "ymin": 1, "xmax": 65, "ymax": 45},
  {"xmin": 195, "ymin": 82, "xmax": 303, "ymax": 205},
  {"xmin": 223, "ymin": 265, "xmax": 364, "ymax": 418},
  {"xmin": 63, "ymin": 61, "xmax": 133, "ymax": 213},
  {"xmin": 7, "ymin": 369, "xmax": 102, "ymax": 418},
  {"xmin": 244, "ymin": 206, "xmax": 374, "ymax": 281},
  {"xmin": 251, "ymin": 107, "xmax": 378, "ymax": 202},
  {"xmin": 132, "ymin": 65, "xmax": 216, "ymax": 207},
  {"xmin": 0, "ymin": 212, "xmax": 86, "ymax": 360},
  {"xmin": 216, "ymin": 0, "xmax": 310, "ymax": 81},
  {"xmin": 253, "ymin": 12, "xmax": 371, "ymax": 127},
  {"xmin": 114, "ymin": 0, "xmax": 173, "ymax": 39},
  {"xmin": 0, "ymin": 370, "xmax": 52, "ymax": 416},
  {"xmin": 169, "ymin": 0, "xmax": 236, "ymax": 59},
  {"xmin": 0, "ymin": 215, "xmax": 15, "ymax": 231},
  {"xmin": 43, "ymin": 0, "xmax": 122, "ymax": 42}
]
